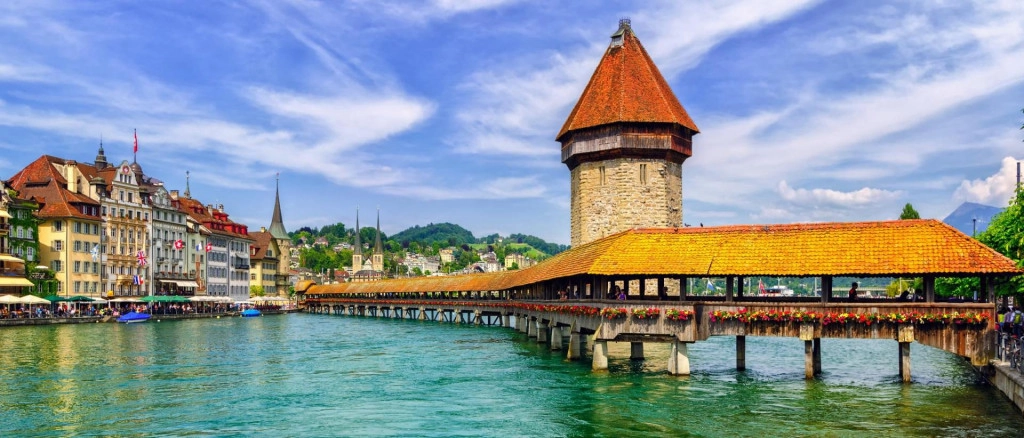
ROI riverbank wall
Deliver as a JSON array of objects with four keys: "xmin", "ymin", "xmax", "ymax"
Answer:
[{"xmin": 987, "ymin": 362, "xmax": 1024, "ymax": 415}]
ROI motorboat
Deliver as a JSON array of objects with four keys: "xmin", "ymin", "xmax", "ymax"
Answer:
[
  {"xmin": 117, "ymin": 312, "xmax": 151, "ymax": 323},
  {"xmin": 241, "ymin": 308, "xmax": 261, "ymax": 317}
]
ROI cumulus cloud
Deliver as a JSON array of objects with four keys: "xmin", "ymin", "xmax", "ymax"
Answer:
[
  {"xmin": 953, "ymin": 156, "xmax": 1020, "ymax": 206},
  {"xmin": 777, "ymin": 181, "xmax": 902, "ymax": 207}
]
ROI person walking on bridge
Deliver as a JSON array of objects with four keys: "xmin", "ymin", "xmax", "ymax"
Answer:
[{"xmin": 849, "ymin": 282, "xmax": 859, "ymax": 301}]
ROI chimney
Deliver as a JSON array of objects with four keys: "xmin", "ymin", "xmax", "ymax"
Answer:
[
  {"xmin": 218, "ymin": 204, "xmax": 224, "ymax": 211},
  {"xmin": 65, "ymin": 161, "xmax": 78, "ymax": 193}
]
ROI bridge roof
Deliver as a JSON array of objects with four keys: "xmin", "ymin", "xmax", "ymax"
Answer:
[{"xmin": 303, "ymin": 219, "xmax": 1022, "ymax": 295}]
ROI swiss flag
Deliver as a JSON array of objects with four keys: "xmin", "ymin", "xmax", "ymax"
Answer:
[{"xmin": 133, "ymin": 129, "xmax": 138, "ymax": 154}]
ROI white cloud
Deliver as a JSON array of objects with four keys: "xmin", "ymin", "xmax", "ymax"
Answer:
[
  {"xmin": 777, "ymin": 180, "xmax": 902, "ymax": 207},
  {"xmin": 953, "ymin": 156, "xmax": 1020, "ymax": 206}
]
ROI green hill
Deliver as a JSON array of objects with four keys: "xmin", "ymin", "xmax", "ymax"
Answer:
[{"xmin": 389, "ymin": 223, "xmax": 476, "ymax": 248}]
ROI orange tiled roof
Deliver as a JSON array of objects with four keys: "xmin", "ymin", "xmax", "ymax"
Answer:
[
  {"xmin": 306, "ymin": 220, "xmax": 1021, "ymax": 296},
  {"xmin": 175, "ymin": 196, "xmax": 252, "ymax": 240},
  {"xmin": 556, "ymin": 24, "xmax": 699, "ymax": 141},
  {"xmin": 8, "ymin": 156, "xmax": 100, "ymax": 220}
]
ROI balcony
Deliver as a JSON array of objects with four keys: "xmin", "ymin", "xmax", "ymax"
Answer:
[{"xmin": 233, "ymin": 263, "xmax": 250, "ymax": 270}]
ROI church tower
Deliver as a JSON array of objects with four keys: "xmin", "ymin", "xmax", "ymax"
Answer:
[
  {"xmin": 559, "ymin": 19, "xmax": 699, "ymax": 247},
  {"xmin": 371, "ymin": 209, "xmax": 384, "ymax": 273},
  {"xmin": 352, "ymin": 209, "xmax": 363, "ymax": 273},
  {"xmin": 268, "ymin": 174, "xmax": 292, "ymax": 285}
]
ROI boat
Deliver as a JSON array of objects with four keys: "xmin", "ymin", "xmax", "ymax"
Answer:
[
  {"xmin": 117, "ymin": 312, "xmax": 151, "ymax": 323},
  {"xmin": 241, "ymin": 309, "xmax": 261, "ymax": 317},
  {"xmin": 763, "ymin": 285, "xmax": 795, "ymax": 297}
]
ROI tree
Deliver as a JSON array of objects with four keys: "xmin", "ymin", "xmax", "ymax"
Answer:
[
  {"xmin": 250, "ymin": 285, "xmax": 265, "ymax": 297},
  {"xmin": 977, "ymin": 184, "xmax": 1024, "ymax": 296},
  {"xmin": 899, "ymin": 203, "xmax": 920, "ymax": 220}
]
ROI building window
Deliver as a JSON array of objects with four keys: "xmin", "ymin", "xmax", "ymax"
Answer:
[
  {"xmin": 52, "ymin": 240, "xmax": 63, "ymax": 252},
  {"xmin": 26, "ymin": 247, "xmax": 34, "ymax": 261},
  {"xmin": 74, "ymin": 281, "xmax": 81, "ymax": 293},
  {"xmin": 51, "ymin": 260, "xmax": 62, "ymax": 272},
  {"xmin": 74, "ymin": 261, "xmax": 81, "ymax": 273},
  {"xmin": 53, "ymin": 221, "xmax": 63, "ymax": 231}
]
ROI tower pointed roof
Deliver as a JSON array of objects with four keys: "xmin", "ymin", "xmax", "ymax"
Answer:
[
  {"xmin": 374, "ymin": 209, "xmax": 384, "ymax": 254},
  {"xmin": 557, "ymin": 19, "xmax": 699, "ymax": 141},
  {"xmin": 353, "ymin": 209, "xmax": 362, "ymax": 256},
  {"xmin": 269, "ymin": 174, "xmax": 289, "ymax": 240}
]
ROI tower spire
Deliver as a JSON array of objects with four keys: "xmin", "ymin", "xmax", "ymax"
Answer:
[
  {"xmin": 374, "ymin": 208, "xmax": 383, "ymax": 254},
  {"xmin": 268, "ymin": 172, "xmax": 289, "ymax": 240},
  {"xmin": 353, "ymin": 208, "xmax": 362, "ymax": 257},
  {"xmin": 95, "ymin": 136, "xmax": 108, "ymax": 169},
  {"xmin": 184, "ymin": 170, "xmax": 191, "ymax": 199}
]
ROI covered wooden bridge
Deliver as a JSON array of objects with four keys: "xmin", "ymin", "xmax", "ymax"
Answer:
[{"xmin": 299, "ymin": 219, "xmax": 1022, "ymax": 381}]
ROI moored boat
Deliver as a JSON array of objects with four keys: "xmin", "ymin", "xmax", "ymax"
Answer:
[
  {"xmin": 117, "ymin": 312, "xmax": 151, "ymax": 323},
  {"xmin": 241, "ymin": 309, "xmax": 261, "ymax": 317}
]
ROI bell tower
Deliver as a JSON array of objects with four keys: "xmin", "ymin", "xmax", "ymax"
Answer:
[{"xmin": 559, "ymin": 19, "xmax": 699, "ymax": 247}]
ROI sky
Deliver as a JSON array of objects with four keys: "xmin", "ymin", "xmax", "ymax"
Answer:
[{"xmin": 0, "ymin": 0, "xmax": 1021, "ymax": 245}]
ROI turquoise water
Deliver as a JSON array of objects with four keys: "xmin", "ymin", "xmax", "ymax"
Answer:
[{"xmin": 1, "ymin": 313, "xmax": 1022, "ymax": 437}]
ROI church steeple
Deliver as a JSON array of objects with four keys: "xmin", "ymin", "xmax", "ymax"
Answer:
[
  {"xmin": 94, "ymin": 138, "xmax": 108, "ymax": 169},
  {"xmin": 352, "ymin": 208, "xmax": 363, "ymax": 272},
  {"xmin": 268, "ymin": 173, "xmax": 289, "ymax": 241},
  {"xmin": 372, "ymin": 208, "xmax": 384, "ymax": 272},
  {"xmin": 184, "ymin": 170, "xmax": 191, "ymax": 199}
]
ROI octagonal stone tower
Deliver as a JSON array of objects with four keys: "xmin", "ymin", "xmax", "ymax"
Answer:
[{"xmin": 559, "ymin": 19, "xmax": 699, "ymax": 247}]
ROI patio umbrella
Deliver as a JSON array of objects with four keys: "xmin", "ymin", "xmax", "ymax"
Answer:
[
  {"xmin": 66, "ymin": 296, "xmax": 94, "ymax": 302},
  {"xmin": 0, "ymin": 294, "xmax": 20, "ymax": 304},
  {"xmin": 19, "ymin": 295, "xmax": 51, "ymax": 305},
  {"xmin": 43, "ymin": 295, "xmax": 68, "ymax": 302}
]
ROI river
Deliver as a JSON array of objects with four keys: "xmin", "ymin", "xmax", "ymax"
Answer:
[{"xmin": 1, "ymin": 313, "xmax": 1021, "ymax": 436}]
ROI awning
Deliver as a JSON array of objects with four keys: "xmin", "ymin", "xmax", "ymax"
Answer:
[
  {"xmin": 0, "ymin": 277, "xmax": 34, "ymax": 287},
  {"xmin": 0, "ymin": 210, "xmax": 11, "ymax": 219},
  {"xmin": 176, "ymin": 281, "xmax": 200, "ymax": 288},
  {"xmin": 0, "ymin": 254, "xmax": 25, "ymax": 263}
]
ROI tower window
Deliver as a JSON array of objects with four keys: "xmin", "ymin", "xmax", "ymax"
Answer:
[
  {"xmin": 599, "ymin": 166, "xmax": 606, "ymax": 186},
  {"xmin": 640, "ymin": 164, "xmax": 647, "ymax": 185}
]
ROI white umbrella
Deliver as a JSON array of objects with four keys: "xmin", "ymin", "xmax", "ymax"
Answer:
[
  {"xmin": 19, "ymin": 295, "xmax": 51, "ymax": 305},
  {"xmin": 0, "ymin": 294, "xmax": 20, "ymax": 304}
]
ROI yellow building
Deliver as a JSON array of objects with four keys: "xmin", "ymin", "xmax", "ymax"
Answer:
[
  {"xmin": 8, "ymin": 156, "xmax": 103, "ymax": 297},
  {"xmin": 249, "ymin": 228, "xmax": 281, "ymax": 296}
]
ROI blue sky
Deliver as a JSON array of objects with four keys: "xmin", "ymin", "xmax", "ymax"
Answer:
[{"xmin": 0, "ymin": 0, "xmax": 1021, "ymax": 245}]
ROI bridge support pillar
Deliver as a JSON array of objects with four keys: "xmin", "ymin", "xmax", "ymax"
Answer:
[
  {"xmin": 668, "ymin": 339, "xmax": 690, "ymax": 375},
  {"xmin": 503, "ymin": 313, "xmax": 511, "ymax": 328},
  {"xmin": 418, "ymin": 307, "xmax": 425, "ymax": 321},
  {"xmin": 537, "ymin": 320, "xmax": 548, "ymax": 344},
  {"xmin": 437, "ymin": 309, "xmax": 444, "ymax": 323},
  {"xmin": 592, "ymin": 340, "xmax": 609, "ymax": 371},
  {"xmin": 630, "ymin": 342, "xmax": 645, "ymax": 360},
  {"xmin": 804, "ymin": 340, "xmax": 814, "ymax": 379},
  {"xmin": 527, "ymin": 318, "xmax": 537, "ymax": 338},
  {"xmin": 474, "ymin": 311, "xmax": 482, "ymax": 325},
  {"xmin": 899, "ymin": 342, "xmax": 911, "ymax": 383},
  {"xmin": 519, "ymin": 315, "xmax": 528, "ymax": 333},
  {"xmin": 736, "ymin": 335, "xmax": 746, "ymax": 371},
  {"xmin": 568, "ymin": 330, "xmax": 581, "ymax": 361},
  {"xmin": 550, "ymin": 325, "xmax": 563, "ymax": 350},
  {"xmin": 813, "ymin": 338, "xmax": 822, "ymax": 375}
]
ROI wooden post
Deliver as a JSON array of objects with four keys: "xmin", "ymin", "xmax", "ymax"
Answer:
[
  {"xmin": 657, "ymin": 277, "xmax": 665, "ymax": 301},
  {"xmin": 804, "ymin": 340, "xmax": 814, "ymax": 379},
  {"xmin": 680, "ymin": 276, "xmax": 688, "ymax": 302},
  {"xmin": 737, "ymin": 276, "xmax": 744, "ymax": 298},
  {"xmin": 899, "ymin": 342, "xmax": 911, "ymax": 383},
  {"xmin": 736, "ymin": 335, "xmax": 746, "ymax": 371},
  {"xmin": 639, "ymin": 277, "xmax": 646, "ymax": 299},
  {"xmin": 924, "ymin": 276, "xmax": 935, "ymax": 303},
  {"xmin": 630, "ymin": 342, "xmax": 644, "ymax": 360},
  {"xmin": 725, "ymin": 277, "xmax": 734, "ymax": 302},
  {"xmin": 813, "ymin": 338, "xmax": 822, "ymax": 375}
]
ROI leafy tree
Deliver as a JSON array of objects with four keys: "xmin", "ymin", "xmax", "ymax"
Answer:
[
  {"xmin": 412, "ymin": 267, "xmax": 423, "ymax": 276},
  {"xmin": 899, "ymin": 203, "xmax": 920, "ymax": 220},
  {"xmin": 508, "ymin": 262, "xmax": 519, "ymax": 270},
  {"xmin": 977, "ymin": 185, "xmax": 1024, "ymax": 296},
  {"xmin": 250, "ymin": 285, "xmax": 265, "ymax": 297}
]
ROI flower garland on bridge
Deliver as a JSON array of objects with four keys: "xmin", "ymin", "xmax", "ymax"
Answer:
[
  {"xmin": 600, "ymin": 307, "xmax": 628, "ymax": 319},
  {"xmin": 709, "ymin": 308, "xmax": 990, "ymax": 327},
  {"xmin": 664, "ymin": 308, "xmax": 695, "ymax": 321},
  {"xmin": 631, "ymin": 307, "xmax": 660, "ymax": 319}
]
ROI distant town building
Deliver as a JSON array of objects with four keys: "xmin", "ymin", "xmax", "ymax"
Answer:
[{"xmin": 504, "ymin": 253, "xmax": 535, "ymax": 269}]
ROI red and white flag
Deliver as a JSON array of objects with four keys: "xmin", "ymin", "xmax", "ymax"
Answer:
[
  {"xmin": 758, "ymin": 280, "xmax": 767, "ymax": 296},
  {"xmin": 205, "ymin": 242, "xmax": 213, "ymax": 252},
  {"xmin": 174, "ymin": 239, "xmax": 184, "ymax": 250},
  {"xmin": 133, "ymin": 129, "xmax": 138, "ymax": 154}
]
